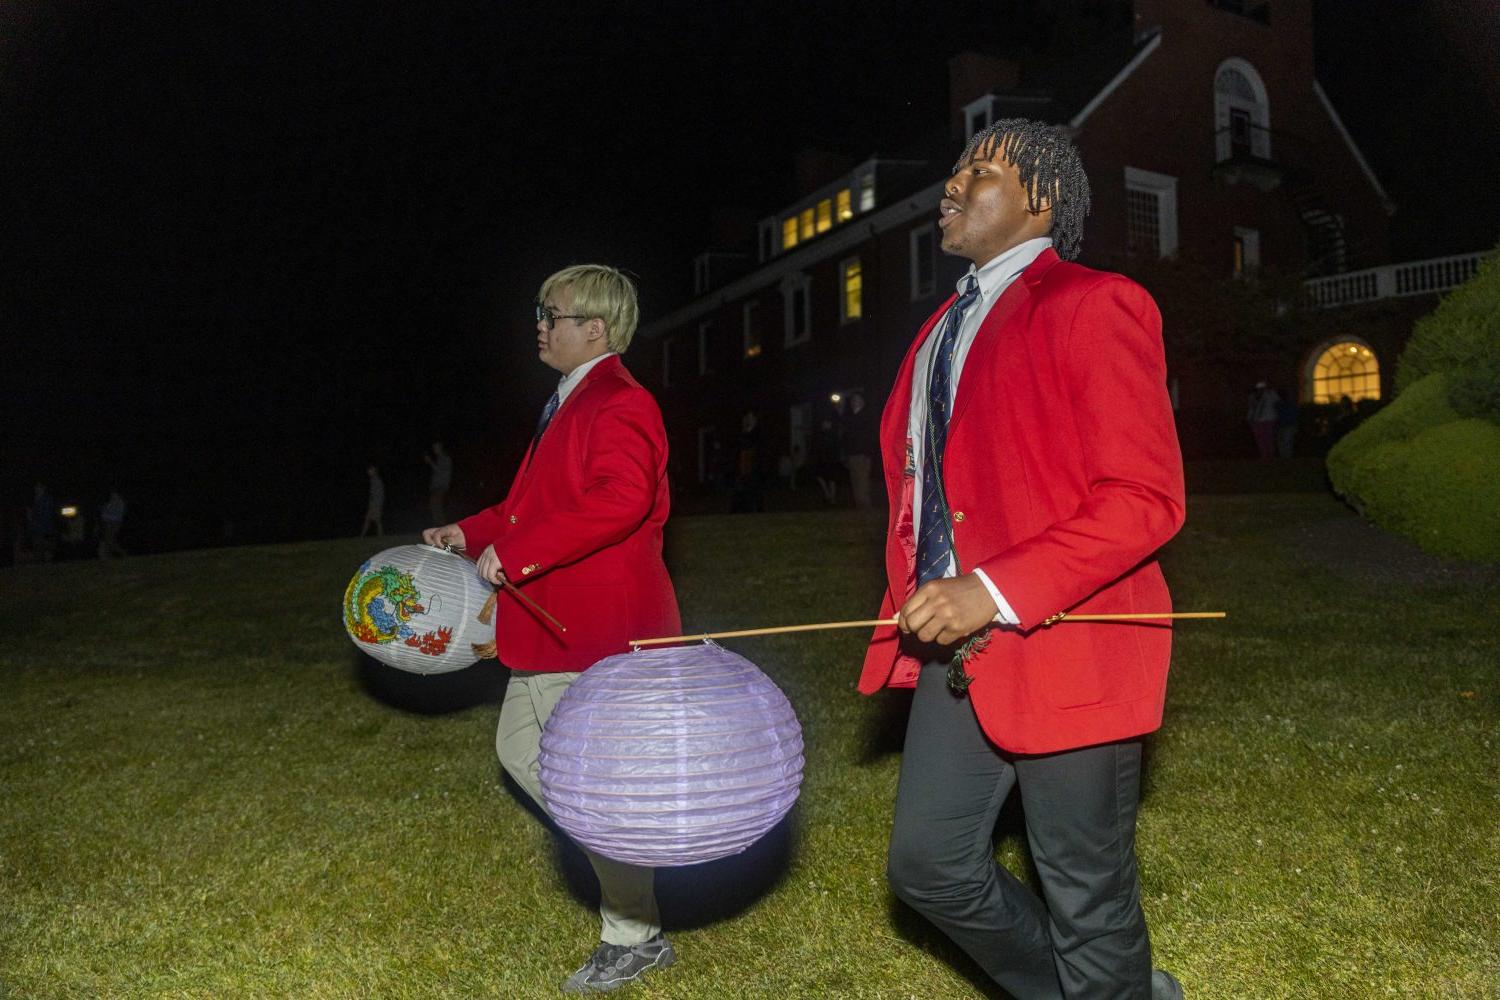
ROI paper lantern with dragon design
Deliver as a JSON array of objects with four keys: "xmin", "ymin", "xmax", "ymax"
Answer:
[
  {"xmin": 342, "ymin": 544, "xmax": 495, "ymax": 673},
  {"xmin": 538, "ymin": 642, "xmax": 804, "ymax": 867}
]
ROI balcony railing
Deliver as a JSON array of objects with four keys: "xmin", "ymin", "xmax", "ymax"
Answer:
[{"xmin": 1303, "ymin": 252, "xmax": 1487, "ymax": 308}]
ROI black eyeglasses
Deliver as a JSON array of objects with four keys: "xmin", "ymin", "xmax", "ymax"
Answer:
[{"xmin": 535, "ymin": 303, "xmax": 589, "ymax": 329}]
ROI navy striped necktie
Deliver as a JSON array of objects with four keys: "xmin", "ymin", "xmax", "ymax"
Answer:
[
  {"xmin": 535, "ymin": 389, "xmax": 561, "ymax": 438},
  {"xmin": 916, "ymin": 275, "xmax": 982, "ymax": 586}
]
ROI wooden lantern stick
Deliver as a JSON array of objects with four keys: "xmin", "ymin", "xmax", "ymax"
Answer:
[
  {"xmin": 501, "ymin": 578, "xmax": 567, "ymax": 633},
  {"xmin": 629, "ymin": 611, "xmax": 1224, "ymax": 648}
]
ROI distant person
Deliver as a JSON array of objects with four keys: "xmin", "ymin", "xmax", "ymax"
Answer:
[
  {"xmin": 1332, "ymin": 393, "xmax": 1358, "ymax": 442},
  {"xmin": 843, "ymin": 392, "xmax": 875, "ymax": 508},
  {"xmin": 731, "ymin": 411, "xmax": 764, "ymax": 513},
  {"xmin": 1275, "ymin": 390, "xmax": 1300, "ymax": 459},
  {"xmin": 28, "ymin": 483, "xmax": 57, "ymax": 562},
  {"xmin": 811, "ymin": 414, "xmax": 842, "ymax": 505},
  {"xmin": 424, "ymin": 442, "xmax": 453, "ymax": 524},
  {"xmin": 789, "ymin": 442, "xmax": 805, "ymax": 492},
  {"xmin": 1247, "ymin": 381, "xmax": 1280, "ymax": 459},
  {"xmin": 360, "ymin": 465, "xmax": 385, "ymax": 537},
  {"xmin": 97, "ymin": 489, "xmax": 127, "ymax": 559}
]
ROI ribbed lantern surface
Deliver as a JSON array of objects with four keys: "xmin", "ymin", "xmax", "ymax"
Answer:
[
  {"xmin": 538, "ymin": 643, "xmax": 804, "ymax": 867},
  {"xmin": 342, "ymin": 545, "xmax": 494, "ymax": 674}
]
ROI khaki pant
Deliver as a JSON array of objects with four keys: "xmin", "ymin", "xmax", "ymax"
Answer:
[{"xmin": 497, "ymin": 670, "xmax": 661, "ymax": 946}]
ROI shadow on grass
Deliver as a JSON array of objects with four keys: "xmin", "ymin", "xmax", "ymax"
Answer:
[
  {"xmin": 352, "ymin": 651, "xmax": 506, "ymax": 715},
  {"xmin": 858, "ymin": 688, "xmax": 913, "ymax": 762},
  {"xmin": 500, "ymin": 771, "xmax": 799, "ymax": 932}
]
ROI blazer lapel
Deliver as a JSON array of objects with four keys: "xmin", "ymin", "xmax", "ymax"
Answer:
[
  {"xmin": 514, "ymin": 354, "xmax": 621, "ymax": 482},
  {"xmin": 947, "ymin": 249, "xmax": 1058, "ymax": 434},
  {"xmin": 882, "ymin": 295, "xmax": 955, "ymax": 471}
]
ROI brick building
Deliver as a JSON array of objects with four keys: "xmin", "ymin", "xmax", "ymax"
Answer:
[{"xmin": 635, "ymin": 0, "xmax": 1484, "ymax": 487}]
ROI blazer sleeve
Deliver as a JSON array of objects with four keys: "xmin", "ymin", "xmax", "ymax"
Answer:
[
  {"xmin": 974, "ymin": 276, "xmax": 1185, "ymax": 628},
  {"xmin": 493, "ymin": 388, "xmax": 664, "ymax": 581},
  {"xmin": 456, "ymin": 500, "xmax": 509, "ymax": 560}
]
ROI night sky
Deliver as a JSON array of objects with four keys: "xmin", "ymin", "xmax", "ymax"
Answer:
[{"xmin": 2, "ymin": 1, "xmax": 1494, "ymax": 551}]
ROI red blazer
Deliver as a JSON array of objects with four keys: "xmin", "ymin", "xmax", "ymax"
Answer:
[
  {"xmin": 859, "ymin": 249, "xmax": 1186, "ymax": 754},
  {"xmin": 459, "ymin": 354, "xmax": 680, "ymax": 672}
]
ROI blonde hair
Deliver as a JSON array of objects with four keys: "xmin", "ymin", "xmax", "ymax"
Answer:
[{"xmin": 538, "ymin": 264, "xmax": 640, "ymax": 353}]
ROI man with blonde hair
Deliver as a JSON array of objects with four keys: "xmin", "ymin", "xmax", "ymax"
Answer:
[{"xmin": 425, "ymin": 264, "xmax": 681, "ymax": 994}]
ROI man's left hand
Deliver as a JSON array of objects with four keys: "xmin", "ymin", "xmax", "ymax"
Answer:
[
  {"xmin": 475, "ymin": 544, "xmax": 506, "ymax": 586},
  {"xmin": 897, "ymin": 574, "xmax": 999, "ymax": 646}
]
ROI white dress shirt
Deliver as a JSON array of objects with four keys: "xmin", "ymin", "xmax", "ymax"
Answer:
[{"xmin": 908, "ymin": 237, "xmax": 1053, "ymax": 625}]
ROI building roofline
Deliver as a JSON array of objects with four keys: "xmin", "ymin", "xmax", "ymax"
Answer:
[
  {"xmin": 641, "ymin": 179, "xmax": 945, "ymax": 339},
  {"xmin": 1069, "ymin": 28, "xmax": 1162, "ymax": 129},
  {"xmin": 1312, "ymin": 78, "xmax": 1395, "ymax": 213}
]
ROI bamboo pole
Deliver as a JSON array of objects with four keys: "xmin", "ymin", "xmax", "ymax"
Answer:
[{"xmin": 630, "ymin": 611, "xmax": 1225, "ymax": 648}]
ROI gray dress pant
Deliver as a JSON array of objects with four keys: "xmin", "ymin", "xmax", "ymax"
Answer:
[{"xmin": 887, "ymin": 664, "xmax": 1152, "ymax": 999}]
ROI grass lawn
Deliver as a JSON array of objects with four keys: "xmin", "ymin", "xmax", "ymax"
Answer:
[{"xmin": 2, "ymin": 493, "xmax": 1497, "ymax": 999}]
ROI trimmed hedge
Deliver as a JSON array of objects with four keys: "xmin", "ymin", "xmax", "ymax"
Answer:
[
  {"xmin": 1395, "ymin": 247, "xmax": 1500, "ymax": 394},
  {"xmin": 1329, "ymin": 373, "xmax": 1500, "ymax": 561}
]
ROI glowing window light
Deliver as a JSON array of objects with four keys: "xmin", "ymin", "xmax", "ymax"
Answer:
[
  {"xmin": 799, "ymin": 208, "xmax": 814, "ymax": 241},
  {"xmin": 837, "ymin": 189, "xmax": 853, "ymax": 221},
  {"xmin": 1311, "ymin": 341, "xmax": 1380, "ymax": 404},
  {"xmin": 816, "ymin": 199, "xmax": 832, "ymax": 233},
  {"xmin": 782, "ymin": 217, "xmax": 798, "ymax": 250}
]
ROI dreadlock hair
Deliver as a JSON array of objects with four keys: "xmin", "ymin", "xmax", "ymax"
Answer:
[{"xmin": 953, "ymin": 118, "xmax": 1091, "ymax": 261}]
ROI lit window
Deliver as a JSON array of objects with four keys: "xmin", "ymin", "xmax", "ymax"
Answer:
[
  {"xmin": 816, "ymin": 199, "xmax": 833, "ymax": 233},
  {"xmin": 1311, "ymin": 341, "xmax": 1380, "ymax": 404},
  {"xmin": 1124, "ymin": 167, "xmax": 1178, "ymax": 258},
  {"xmin": 782, "ymin": 217, "xmax": 798, "ymax": 250},
  {"xmin": 743, "ymin": 301, "xmax": 762, "ymax": 358},
  {"xmin": 859, "ymin": 172, "xmax": 875, "ymax": 212},
  {"xmin": 837, "ymin": 189, "xmax": 853, "ymax": 221},
  {"xmin": 799, "ymin": 208, "xmax": 815, "ymax": 241},
  {"xmin": 909, "ymin": 223, "xmax": 936, "ymax": 300},
  {"xmin": 841, "ymin": 258, "xmax": 862, "ymax": 323}
]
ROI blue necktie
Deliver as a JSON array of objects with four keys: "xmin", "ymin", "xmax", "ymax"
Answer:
[
  {"xmin": 536, "ymin": 389, "xmax": 561, "ymax": 438},
  {"xmin": 916, "ymin": 275, "xmax": 981, "ymax": 586}
]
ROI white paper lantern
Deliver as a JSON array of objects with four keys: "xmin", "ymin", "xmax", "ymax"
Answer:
[{"xmin": 342, "ymin": 544, "xmax": 494, "ymax": 674}]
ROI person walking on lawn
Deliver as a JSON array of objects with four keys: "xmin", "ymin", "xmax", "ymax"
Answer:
[
  {"xmin": 424, "ymin": 264, "xmax": 680, "ymax": 995},
  {"xmin": 860, "ymin": 119, "xmax": 1187, "ymax": 999}
]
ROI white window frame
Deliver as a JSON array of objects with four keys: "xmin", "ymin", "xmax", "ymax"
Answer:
[
  {"xmin": 856, "ymin": 169, "xmax": 876, "ymax": 212},
  {"xmin": 909, "ymin": 223, "xmax": 936, "ymax": 300},
  {"xmin": 697, "ymin": 321, "xmax": 712, "ymax": 375},
  {"xmin": 782, "ymin": 274, "xmax": 812, "ymax": 347},
  {"xmin": 839, "ymin": 256, "xmax": 862, "ymax": 325},
  {"xmin": 963, "ymin": 94, "xmax": 998, "ymax": 138},
  {"xmin": 1124, "ymin": 166, "xmax": 1179, "ymax": 259},
  {"xmin": 1214, "ymin": 58, "xmax": 1272, "ymax": 161},
  {"xmin": 1233, "ymin": 226, "xmax": 1261, "ymax": 277},
  {"xmin": 742, "ymin": 301, "xmax": 762, "ymax": 358}
]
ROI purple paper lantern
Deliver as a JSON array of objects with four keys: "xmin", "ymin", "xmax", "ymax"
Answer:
[{"xmin": 538, "ymin": 643, "xmax": 804, "ymax": 867}]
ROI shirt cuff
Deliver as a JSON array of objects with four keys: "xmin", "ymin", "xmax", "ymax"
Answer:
[{"xmin": 972, "ymin": 567, "xmax": 1020, "ymax": 626}]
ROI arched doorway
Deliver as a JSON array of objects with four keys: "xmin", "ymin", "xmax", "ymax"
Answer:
[{"xmin": 1305, "ymin": 339, "xmax": 1381, "ymax": 404}]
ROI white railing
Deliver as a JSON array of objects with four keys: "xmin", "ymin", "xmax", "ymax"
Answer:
[{"xmin": 1304, "ymin": 251, "xmax": 1488, "ymax": 308}]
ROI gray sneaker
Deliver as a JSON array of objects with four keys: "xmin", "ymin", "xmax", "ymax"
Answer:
[{"xmin": 560, "ymin": 936, "xmax": 677, "ymax": 994}]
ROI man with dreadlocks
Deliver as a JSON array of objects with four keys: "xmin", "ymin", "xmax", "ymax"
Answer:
[{"xmin": 859, "ymin": 119, "xmax": 1186, "ymax": 999}]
